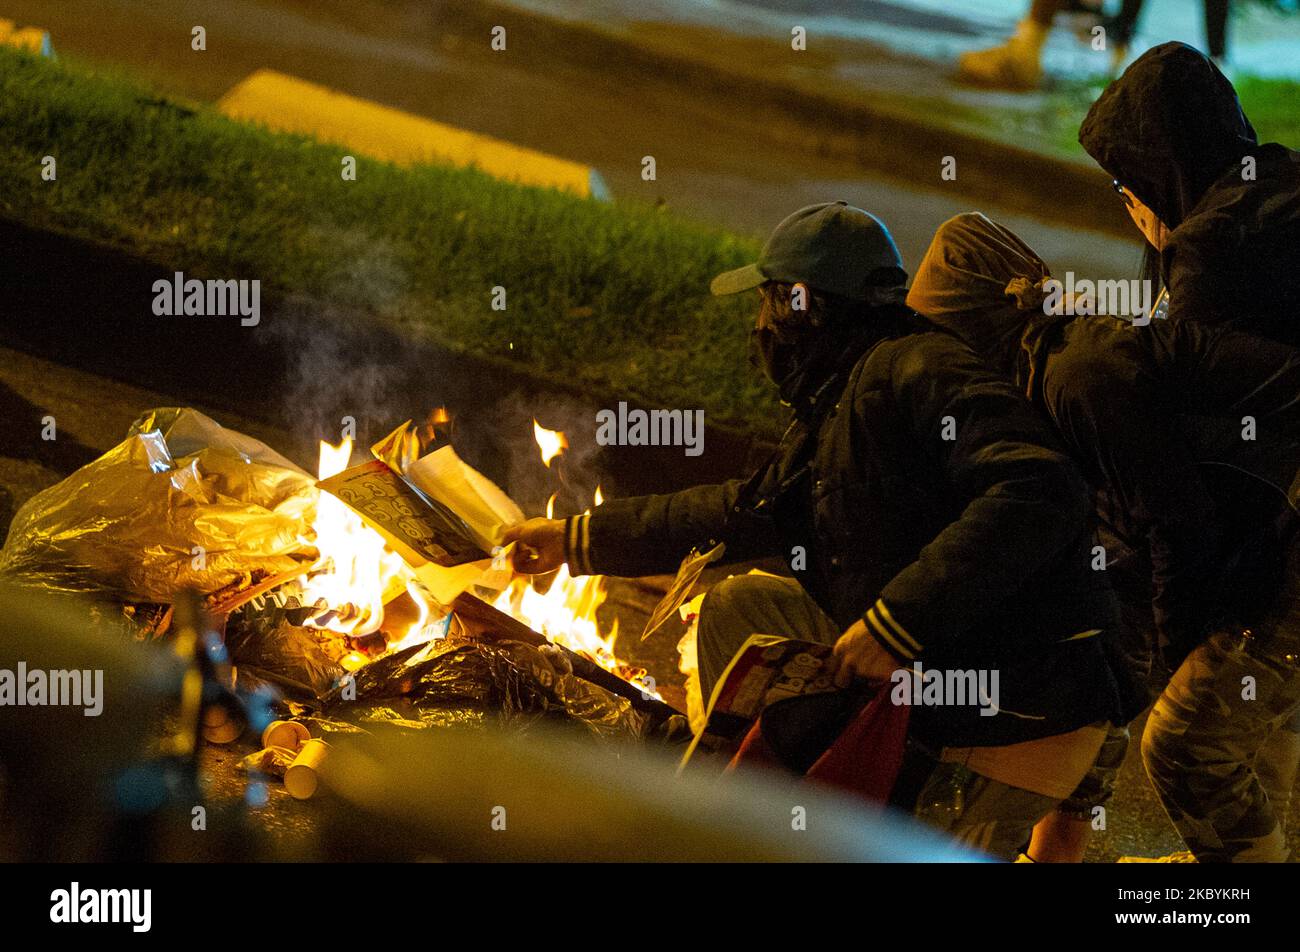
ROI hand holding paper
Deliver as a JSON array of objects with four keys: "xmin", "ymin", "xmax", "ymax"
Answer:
[{"xmin": 502, "ymin": 518, "xmax": 567, "ymax": 574}]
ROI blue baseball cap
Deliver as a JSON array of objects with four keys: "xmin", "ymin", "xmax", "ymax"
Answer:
[{"xmin": 710, "ymin": 201, "xmax": 907, "ymax": 303}]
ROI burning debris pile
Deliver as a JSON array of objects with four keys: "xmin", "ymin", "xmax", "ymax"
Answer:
[{"xmin": 0, "ymin": 407, "xmax": 683, "ymax": 798}]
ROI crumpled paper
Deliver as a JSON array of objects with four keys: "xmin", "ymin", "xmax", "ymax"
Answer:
[
  {"xmin": 240, "ymin": 745, "xmax": 299, "ymax": 778},
  {"xmin": 0, "ymin": 407, "xmax": 317, "ymax": 603}
]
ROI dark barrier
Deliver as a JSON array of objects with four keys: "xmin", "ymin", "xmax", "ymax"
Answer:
[{"xmin": 0, "ymin": 216, "xmax": 773, "ymax": 502}]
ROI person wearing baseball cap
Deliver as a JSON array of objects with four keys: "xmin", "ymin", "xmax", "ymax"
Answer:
[
  {"xmin": 506, "ymin": 202, "xmax": 1127, "ymax": 860},
  {"xmin": 708, "ymin": 200, "xmax": 907, "ymax": 302},
  {"xmin": 710, "ymin": 202, "xmax": 909, "ymax": 412}
]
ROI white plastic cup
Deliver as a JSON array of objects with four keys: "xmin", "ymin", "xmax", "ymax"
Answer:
[
  {"xmin": 284, "ymin": 739, "xmax": 330, "ymax": 800},
  {"xmin": 261, "ymin": 720, "xmax": 310, "ymax": 751}
]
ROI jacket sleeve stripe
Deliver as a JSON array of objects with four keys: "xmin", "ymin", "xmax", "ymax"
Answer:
[
  {"xmin": 866, "ymin": 607, "xmax": 917, "ymax": 661},
  {"xmin": 578, "ymin": 512, "xmax": 592, "ymax": 575},
  {"xmin": 875, "ymin": 599, "xmax": 923, "ymax": 652},
  {"xmin": 564, "ymin": 512, "xmax": 593, "ymax": 576},
  {"xmin": 564, "ymin": 515, "xmax": 580, "ymax": 572}
]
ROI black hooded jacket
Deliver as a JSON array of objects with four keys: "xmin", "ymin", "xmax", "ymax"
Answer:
[
  {"xmin": 911, "ymin": 212, "xmax": 1300, "ymax": 667},
  {"xmin": 1080, "ymin": 42, "xmax": 1300, "ymax": 345},
  {"xmin": 563, "ymin": 312, "xmax": 1130, "ymax": 748}
]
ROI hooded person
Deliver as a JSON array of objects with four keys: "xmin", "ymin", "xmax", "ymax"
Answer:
[
  {"xmin": 1079, "ymin": 41, "xmax": 1300, "ymax": 345},
  {"xmin": 909, "ymin": 211, "xmax": 1300, "ymax": 863},
  {"xmin": 910, "ymin": 212, "xmax": 1300, "ymax": 662},
  {"xmin": 904, "ymin": 211, "xmax": 1062, "ymax": 389},
  {"xmin": 505, "ymin": 201, "xmax": 1132, "ymax": 861}
]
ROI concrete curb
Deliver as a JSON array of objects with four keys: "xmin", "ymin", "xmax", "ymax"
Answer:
[
  {"xmin": 0, "ymin": 18, "xmax": 53, "ymax": 58},
  {"xmin": 218, "ymin": 69, "xmax": 608, "ymax": 200}
]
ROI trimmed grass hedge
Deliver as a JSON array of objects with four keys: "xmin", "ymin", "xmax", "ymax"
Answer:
[{"xmin": 0, "ymin": 48, "xmax": 781, "ymax": 434}]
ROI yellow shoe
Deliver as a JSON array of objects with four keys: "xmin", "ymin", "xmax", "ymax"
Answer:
[
  {"xmin": 957, "ymin": 18, "xmax": 1048, "ymax": 91},
  {"xmin": 956, "ymin": 40, "xmax": 1043, "ymax": 90}
]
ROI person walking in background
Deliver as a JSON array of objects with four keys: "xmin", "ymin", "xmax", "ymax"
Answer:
[
  {"xmin": 1109, "ymin": 0, "xmax": 1231, "ymax": 71},
  {"xmin": 958, "ymin": 0, "xmax": 1231, "ymax": 90}
]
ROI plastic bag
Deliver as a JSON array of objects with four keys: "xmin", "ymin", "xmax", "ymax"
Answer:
[
  {"xmin": 224, "ymin": 606, "xmax": 346, "ymax": 701},
  {"xmin": 321, "ymin": 636, "xmax": 649, "ymax": 740},
  {"xmin": 0, "ymin": 407, "xmax": 317, "ymax": 603}
]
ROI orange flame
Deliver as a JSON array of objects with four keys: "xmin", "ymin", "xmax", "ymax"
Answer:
[
  {"xmin": 494, "ymin": 483, "xmax": 656, "ymax": 696},
  {"xmin": 493, "ymin": 565, "xmax": 657, "ymax": 698},
  {"xmin": 298, "ymin": 438, "xmax": 650, "ymax": 696},
  {"xmin": 533, "ymin": 420, "xmax": 568, "ymax": 468},
  {"xmin": 298, "ymin": 438, "xmax": 440, "ymax": 648}
]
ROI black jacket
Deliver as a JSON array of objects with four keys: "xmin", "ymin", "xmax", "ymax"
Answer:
[
  {"xmin": 569, "ymin": 318, "xmax": 1128, "ymax": 747},
  {"xmin": 1080, "ymin": 42, "xmax": 1300, "ymax": 345},
  {"xmin": 1028, "ymin": 316, "xmax": 1300, "ymax": 662}
]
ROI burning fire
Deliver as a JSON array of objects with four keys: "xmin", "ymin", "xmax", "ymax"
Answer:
[
  {"xmin": 493, "ymin": 565, "xmax": 657, "ymax": 694},
  {"xmin": 533, "ymin": 420, "xmax": 568, "ymax": 468},
  {"xmin": 295, "ymin": 428, "xmax": 654, "ymax": 696},
  {"xmin": 297, "ymin": 439, "xmax": 439, "ymax": 666},
  {"xmin": 493, "ymin": 431, "xmax": 656, "ymax": 696}
]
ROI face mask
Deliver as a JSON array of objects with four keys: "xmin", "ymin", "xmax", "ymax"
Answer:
[{"xmin": 750, "ymin": 325, "xmax": 799, "ymax": 387}]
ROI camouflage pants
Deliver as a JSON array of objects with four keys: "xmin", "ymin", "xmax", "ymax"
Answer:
[{"xmin": 1142, "ymin": 625, "xmax": 1300, "ymax": 862}]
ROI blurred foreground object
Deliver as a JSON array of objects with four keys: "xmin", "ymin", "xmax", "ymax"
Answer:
[
  {"xmin": 0, "ymin": 584, "xmax": 242, "ymax": 860},
  {"xmin": 320, "ymin": 724, "xmax": 984, "ymax": 862}
]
